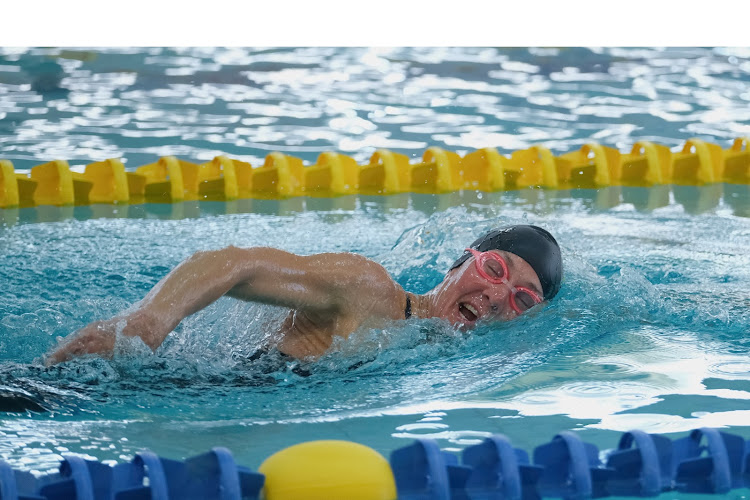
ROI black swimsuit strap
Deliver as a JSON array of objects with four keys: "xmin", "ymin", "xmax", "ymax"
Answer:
[{"xmin": 405, "ymin": 294, "xmax": 412, "ymax": 319}]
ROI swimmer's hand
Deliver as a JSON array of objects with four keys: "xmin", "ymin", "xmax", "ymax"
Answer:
[
  {"xmin": 44, "ymin": 312, "xmax": 165, "ymax": 366},
  {"xmin": 45, "ymin": 320, "xmax": 116, "ymax": 366},
  {"xmin": 43, "ymin": 247, "xmax": 250, "ymax": 366}
]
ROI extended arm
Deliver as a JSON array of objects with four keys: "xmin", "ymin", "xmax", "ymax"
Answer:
[{"xmin": 45, "ymin": 246, "xmax": 349, "ymax": 365}]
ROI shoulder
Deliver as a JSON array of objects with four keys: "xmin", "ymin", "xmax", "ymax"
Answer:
[
  {"xmin": 307, "ymin": 253, "xmax": 406, "ymax": 314},
  {"xmin": 310, "ymin": 252, "xmax": 395, "ymax": 284},
  {"xmin": 222, "ymin": 247, "xmax": 405, "ymax": 311}
]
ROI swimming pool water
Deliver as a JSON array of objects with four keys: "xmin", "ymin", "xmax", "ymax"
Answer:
[{"xmin": 1, "ymin": 48, "xmax": 750, "ymax": 493}]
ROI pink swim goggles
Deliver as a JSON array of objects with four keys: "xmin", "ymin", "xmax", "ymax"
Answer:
[{"xmin": 466, "ymin": 248, "xmax": 543, "ymax": 314}]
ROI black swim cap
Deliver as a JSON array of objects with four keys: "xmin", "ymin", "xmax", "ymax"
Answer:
[{"xmin": 450, "ymin": 225, "xmax": 563, "ymax": 300}]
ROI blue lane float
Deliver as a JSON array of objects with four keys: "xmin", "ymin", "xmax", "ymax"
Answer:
[
  {"xmin": 2, "ymin": 427, "xmax": 750, "ymax": 500},
  {"xmin": 605, "ymin": 430, "xmax": 673, "ymax": 497},
  {"xmin": 0, "ymin": 448, "xmax": 264, "ymax": 500},
  {"xmin": 390, "ymin": 438, "xmax": 472, "ymax": 500},
  {"xmin": 461, "ymin": 434, "xmax": 542, "ymax": 499}
]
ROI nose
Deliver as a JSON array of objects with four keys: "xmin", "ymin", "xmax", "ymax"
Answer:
[{"xmin": 483, "ymin": 283, "xmax": 513, "ymax": 316}]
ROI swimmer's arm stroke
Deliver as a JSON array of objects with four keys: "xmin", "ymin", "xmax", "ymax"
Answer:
[{"xmin": 45, "ymin": 246, "xmax": 370, "ymax": 365}]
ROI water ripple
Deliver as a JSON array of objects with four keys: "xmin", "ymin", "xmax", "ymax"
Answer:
[
  {"xmin": 708, "ymin": 361, "xmax": 750, "ymax": 379},
  {"xmin": 2, "ymin": 47, "xmax": 750, "ymax": 468},
  {"xmin": 2, "ymin": 47, "xmax": 749, "ymax": 169}
]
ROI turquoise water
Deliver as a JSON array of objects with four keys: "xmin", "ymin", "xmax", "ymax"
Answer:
[{"xmin": 2, "ymin": 48, "xmax": 750, "ymax": 490}]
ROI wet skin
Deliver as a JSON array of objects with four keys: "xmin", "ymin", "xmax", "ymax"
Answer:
[
  {"xmin": 422, "ymin": 249, "xmax": 544, "ymax": 328},
  {"xmin": 46, "ymin": 247, "xmax": 545, "ymax": 364}
]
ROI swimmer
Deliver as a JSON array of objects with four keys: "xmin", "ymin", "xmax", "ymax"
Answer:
[{"xmin": 45, "ymin": 224, "xmax": 562, "ymax": 365}]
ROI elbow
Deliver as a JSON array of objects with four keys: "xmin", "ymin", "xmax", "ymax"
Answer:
[
  {"xmin": 190, "ymin": 245, "xmax": 240, "ymax": 261},
  {"xmin": 186, "ymin": 245, "xmax": 262, "ymax": 290},
  {"xmin": 219, "ymin": 245, "xmax": 255, "ymax": 279},
  {"xmin": 204, "ymin": 245, "xmax": 247, "ymax": 261},
  {"xmin": 188, "ymin": 245, "xmax": 247, "ymax": 273}
]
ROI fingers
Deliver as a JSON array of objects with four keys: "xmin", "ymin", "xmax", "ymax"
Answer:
[{"xmin": 44, "ymin": 322, "xmax": 116, "ymax": 366}]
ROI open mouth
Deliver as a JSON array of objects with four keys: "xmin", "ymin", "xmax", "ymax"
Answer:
[{"xmin": 458, "ymin": 302, "xmax": 479, "ymax": 322}]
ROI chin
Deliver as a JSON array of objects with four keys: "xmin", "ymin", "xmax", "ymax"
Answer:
[
  {"xmin": 450, "ymin": 311, "xmax": 478, "ymax": 330},
  {"xmin": 455, "ymin": 321, "xmax": 476, "ymax": 331},
  {"xmin": 450, "ymin": 309, "xmax": 513, "ymax": 329},
  {"xmin": 452, "ymin": 304, "xmax": 482, "ymax": 329}
]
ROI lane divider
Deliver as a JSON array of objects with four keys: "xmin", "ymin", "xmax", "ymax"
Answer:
[
  {"xmin": 1, "ymin": 138, "xmax": 749, "ymax": 209},
  {"xmin": 1, "ymin": 426, "xmax": 750, "ymax": 499}
]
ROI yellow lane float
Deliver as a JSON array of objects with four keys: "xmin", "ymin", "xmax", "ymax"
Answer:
[
  {"xmin": 259, "ymin": 440, "xmax": 397, "ymax": 500},
  {"xmin": 2, "ymin": 138, "xmax": 750, "ymax": 209}
]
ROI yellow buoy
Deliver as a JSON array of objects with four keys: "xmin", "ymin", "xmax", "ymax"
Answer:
[{"xmin": 259, "ymin": 440, "xmax": 397, "ymax": 500}]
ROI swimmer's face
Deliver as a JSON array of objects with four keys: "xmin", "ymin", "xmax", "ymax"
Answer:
[{"xmin": 433, "ymin": 250, "xmax": 543, "ymax": 328}]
